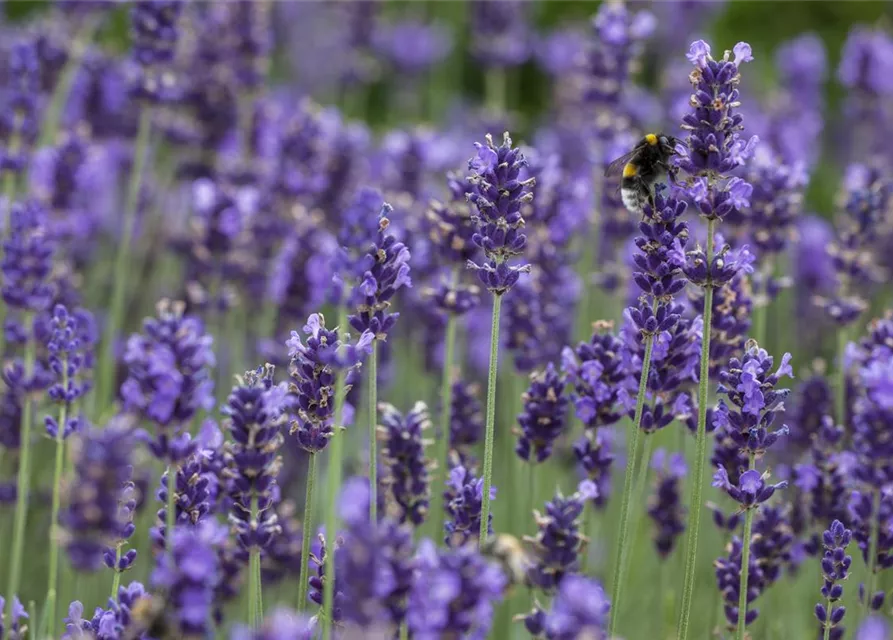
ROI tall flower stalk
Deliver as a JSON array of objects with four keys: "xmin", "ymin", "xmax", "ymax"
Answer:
[
  {"xmin": 43, "ymin": 305, "xmax": 94, "ymax": 637},
  {"xmin": 674, "ymin": 39, "xmax": 758, "ymax": 640},
  {"xmin": 347, "ymin": 205, "xmax": 412, "ymax": 522},
  {"xmin": 3, "ymin": 200, "xmax": 56, "ymax": 630},
  {"xmin": 610, "ymin": 187, "xmax": 693, "ymax": 634},
  {"xmin": 466, "ymin": 132, "xmax": 534, "ymax": 544},
  {"xmin": 424, "ymin": 172, "xmax": 481, "ymax": 542},
  {"xmin": 287, "ymin": 312, "xmax": 370, "ymax": 637}
]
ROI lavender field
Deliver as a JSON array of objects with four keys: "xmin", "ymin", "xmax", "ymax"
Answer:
[{"xmin": 0, "ymin": 1, "xmax": 892, "ymax": 639}]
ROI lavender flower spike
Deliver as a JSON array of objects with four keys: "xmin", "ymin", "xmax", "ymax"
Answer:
[
  {"xmin": 816, "ymin": 520, "xmax": 852, "ymax": 640},
  {"xmin": 515, "ymin": 363, "xmax": 568, "ymax": 464},
  {"xmin": 467, "ymin": 132, "xmax": 534, "ymax": 295},
  {"xmin": 378, "ymin": 401, "xmax": 432, "ymax": 527}
]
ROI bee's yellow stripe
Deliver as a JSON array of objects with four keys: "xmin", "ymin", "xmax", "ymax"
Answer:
[
  {"xmin": 645, "ymin": 133, "xmax": 658, "ymax": 145},
  {"xmin": 623, "ymin": 163, "xmax": 637, "ymax": 177}
]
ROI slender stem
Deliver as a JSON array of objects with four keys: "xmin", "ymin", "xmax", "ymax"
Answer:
[
  {"xmin": 677, "ymin": 218, "xmax": 717, "ymax": 640},
  {"xmin": 863, "ymin": 488, "xmax": 881, "ymax": 621},
  {"xmin": 44, "ymin": 389, "xmax": 69, "ymax": 640},
  {"xmin": 736, "ymin": 454, "xmax": 756, "ymax": 640},
  {"xmin": 248, "ymin": 493, "xmax": 264, "ymax": 627},
  {"xmin": 822, "ymin": 595, "xmax": 833, "ymax": 640},
  {"xmin": 624, "ymin": 432, "xmax": 655, "ymax": 583},
  {"xmin": 165, "ymin": 462, "xmax": 178, "ymax": 550},
  {"xmin": 38, "ymin": 16, "xmax": 102, "ymax": 148},
  {"xmin": 297, "ymin": 453, "xmax": 317, "ymax": 611},
  {"xmin": 834, "ymin": 327, "xmax": 849, "ymax": 426},
  {"xmin": 110, "ymin": 546, "xmax": 122, "ymax": 600},
  {"xmin": 485, "ymin": 68, "xmax": 506, "ymax": 113},
  {"xmin": 97, "ymin": 108, "xmax": 152, "ymax": 410},
  {"xmin": 478, "ymin": 294, "xmax": 503, "ymax": 544},
  {"xmin": 5, "ymin": 323, "xmax": 35, "ymax": 634},
  {"xmin": 608, "ymin": 332, "xmax": 655, "ymax": 637},
  {"xmin": 431, "ymin": 271, "xmax": 459, "ymax": 544},
  {"xmin": 369, "ymin": 342, "xmax": 378, "ymax": 522},
  {"xmin": 323, "ymin": 308, "xmax": 349, "ymax": 639}
]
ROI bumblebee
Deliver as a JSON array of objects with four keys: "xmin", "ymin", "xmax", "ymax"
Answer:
[
  {"xmin": 481, "ymin": 533, "xmax": 531, "ymax": 589},
  {"xmin": 604, "ymin": 133, "xmax": 679, "ymax": 215}
]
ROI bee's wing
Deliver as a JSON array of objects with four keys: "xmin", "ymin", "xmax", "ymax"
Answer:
[{"xmin": 603, "ymin": 149, "xmax": 638, "ymax": 178}]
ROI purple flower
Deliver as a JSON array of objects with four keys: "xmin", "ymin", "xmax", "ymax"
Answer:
[
  {"xmin": 2, "ymin": 200, "xmax": 56, "ymax": 314},
  {"xmin": 515, "ymin": 363, "xmax": 568, "ymax": 463},
  {"xmin": 61, "ymin": 423, "xmax": 135, "ymax": 571},
  {"xmin": 379, "ymin": 402, "xmax": 432, "ymax": 527},
  {"xmin": 526, "ymin": 487, "xmax": 588, "ymax": 593},
  {"xmin": 347, "ymin": 205, "xmax": 412, "ymax": 341},
  {"xmin": 230, "ymin": 608, "xmax": 316, "ymax": 640},
  {"xmin": 129, "ymin": 0, "xmax": 184, "ymax": 102},
  {"xmin": 648, "ymin": 449, "xmax": 687, "ymax": 558},
  {"xmin": 533, "ymin": 574, "xmax": 611, "ymax": 640},
  {"xmin": 151, "ymin": 521, "xmax": 224, "ymax": 637},
  {"xmin": 562, "ymin": 325, "xmax": 629, "ymax": 430},
  {"xmin": 329, "ymin": 187, "xmax": 385, "ymax": 306},
  {"xmin": 715, "ymin": 536, "xmax": 762, "ymax": 628},
  {"xmin": 856, "ymin": 617, "xmax": 892, "ymax": 640},
  {"xmin": 466, "ymin": 132, "xmax": 533, "ymax": 295},
  {"xmin": 335, "ymin": 477, "xmax": 416, "ymax": 632},
  {"xmin": 406, "ymin": 539, "xmax": 506, "ymax": 640},
  {"xmin": 44, "ymin": 305, "xmax": 96, "ymax": 438},
  {"xmin": 287, "ymin": 313, "xmax": 372, "ymax": 453},
  {"xmin": 63, "ymin": 582, "xmax": 148, "ymax": 640},
  {"xmin": 224, "ymin": 365, "xmax": 287, "ymax": 557},
  {"xmin": 815, "ymin": 520, "xmax": 852, "ymax": 639},
  {"xmin": 449, "ymin": 381, "xmax": 484, "ymax": 456},
  {"xmin": 0, "ymin": 595, "xmax": 27, "ymax": 640},
  {"xmin": 848, "ymin": 489, "xmax": 893, "ymax": 609},
  {"xmin": 121, "ymin": 299, "xmax": 215, "ymax": 433},
  {"xmin": 0, "ymin": 39, "xmax": 39, "ymax": 175},
  {"xmin": 573, "ymin": 429, "xmax": 614, "ymax": 508},
  {"xmin": 677, "ymin": 40, "xmax": 759, "ymax": 221},
  {"xmin": 373, "ymin": 20, "xmax": 453, "ymax": 75},
  {"xmin": 444, "ymin": 464, "xmax": 494, "ymax": 547},
  {"xmin": 470, "ymin": 0, "xmax": 530, "ymax": 68},
  {"xmin": 151, "ymin": 424, "xmax": 223, "ymax": 552},
  {"xmin": 712, "ymin": 467, "xmax": 787, "ymax": 510},
  {"xmin": 838, "ymin": 27, "xmax": 893, "ymax": 96}
]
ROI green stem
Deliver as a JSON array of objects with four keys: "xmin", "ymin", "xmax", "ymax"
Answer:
[
  {"xmin": 478, "ymin": 294, "xmax": 503, "ymax": 544},
  {"xmin": 736, "ymin": 454, "xmax": 756, "ymax": 640},
  {"xmin": 431, "ymin": 272, "xmax": 459, "ymax": 544},
  {"xmin": 485, "ymin": 68, "xmax": 506, "ymax": 113},
  {"xmin": 608, "ymin": 332, "xmax": 655, "ymax": 637},
  {"xmin": 44, "ymin": 389, "xmax": 69, "ymax": 640},
  {"xmin": 834, "ymin": 327, "xmax": 849, "ymax": 426},
  {"xmin": 863, "ymin": 488, "xmax": 881, "ymax": 621},
  {"xmin": 166, "ymin": 462, "xmax": 177, "ymax": 551},
  {"xmin": 323, "ymin": 308, "xmax": 349, "ymax": 639},
  {"xmin": 111, "ymin": 546, "xmax": 122, "ymax": 600},
  {"xmin": 369, "ymin": 342, "xmax": 378, "ymax": 523},
  {"xmin": 38, "ymin": 16, "xmax": 102, "ymax": 148},
  {"xmin": 5, "ymin": 324, "xmax": 34, "ymax": 635},
  {"xmin": 97, "ymin": 108, "xmax": 152, "ymax": 410},
  {"xmin": 249, "ymin": 493, "xmax": 263, "ymax": 627},
  {"xmin": 822, "ymin": 594, "xmax": 833, "ymax": 640},
  {"xmin": 677, "ymin": 218, "xmax": 717, "ymax": 640},
  {"xmin": 297, "ymin": 453, "xmax": 317, "ymax": 611}
]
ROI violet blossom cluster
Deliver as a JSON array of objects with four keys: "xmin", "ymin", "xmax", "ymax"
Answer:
[
  {"xmin": 449, "ymin": 381, "xmax": 483, "ymax": 459},
  {"xmin": 406, "ymin": 539, "xmax": 506, "ymax": 640},
  {"xmin": 444, "ymin": 464, "xmax": 494, "ymax": 548},
  {"xmin": 335, "ymin": 477, "xmax": 415, "ymax": 633},
  {"xmin": 223, "ymin": 364, "xmax": 287, "ymax": 561},
  {"xmin": 466, "ymin": 132, "xmax": 533, "ymax": 296},
  {"xmin": 287, "ymin": 313, "xmax": 372, "ymax": 453},
  {"xmin": 573, "ymin": 429, "xmax": 614, "ymax": 509},
  {"xmin": 648, "ymin": 449, "xmax": 687, "ymax": 559},
  {"xmin": 378, "ymin": 401, "xmax": 432, "ymax": 527},
  {"xmin": 63, "ymin": 582, "xmax": 148, "ymax": 640},
  {"xmin": 60, "ymin": 423, "xmax": 135, "ymax": 571},
  {"xmin": 129, "ymin": 0, "xmax": 184, "ymax": 102},
  {"xmin": 121, "ymin": 299, "xmax": 216, "ymax": 448},
  {"xmin": 0, "ymin": 38, "xmax": 39, "ymax": 176},
  {"xmin": 515, "ymin": 363, "xmax": 568, "ymax": 464},
  {"xmin": 44, "ymin": 304, "xmax": 95, "ymax": 439},
  {"xmin": 524, "ymin": 574, "xmax": 611, "ymax": 640},
  {"xmin": 815, "ymin": 520, "xmax": 852, "ymax": 640}
]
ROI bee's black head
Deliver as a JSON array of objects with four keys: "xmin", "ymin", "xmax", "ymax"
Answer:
[{"xmin": 658, "ymin": 135, "xmax": 679, "ymax": 155}]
